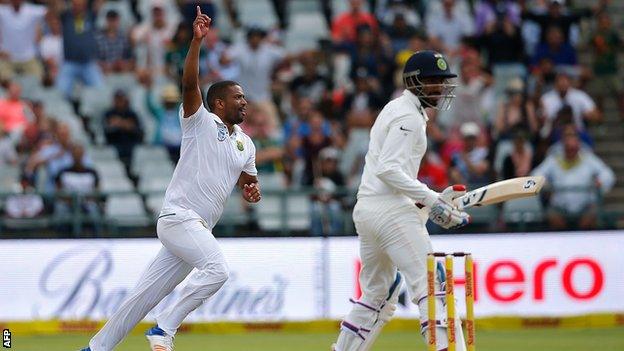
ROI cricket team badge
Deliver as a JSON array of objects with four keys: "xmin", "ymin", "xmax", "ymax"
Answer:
[
  {"xmin": 236, "ymin": 140, "xmax": 244, "ymax": 151},
  {"xmin": 215, "ymin": 120, "xmax": 228, "ymax": 141}
]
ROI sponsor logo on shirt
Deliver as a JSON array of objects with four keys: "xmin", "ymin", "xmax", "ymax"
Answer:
[{"xmin": 215, "ymin": 120, "xmax": 228, "ymax": 141}]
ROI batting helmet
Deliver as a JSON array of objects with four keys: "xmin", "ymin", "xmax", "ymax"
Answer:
[{"xmin": 402, "ymin": 50, "xmax": 457, "ymax": 110}]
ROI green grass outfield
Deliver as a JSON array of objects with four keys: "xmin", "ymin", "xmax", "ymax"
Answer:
[{"xmin": 15, "ymin": 327, "xmax": 624, "ymax": 351}]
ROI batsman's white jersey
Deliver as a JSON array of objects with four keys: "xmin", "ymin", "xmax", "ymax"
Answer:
[
  {"xmin": 89, "ymin": 105, "xmax": 257, "ymax": 351},
  {"xmin": 335, "ymin": 90, "xmax": 466, "ymax": 351}
]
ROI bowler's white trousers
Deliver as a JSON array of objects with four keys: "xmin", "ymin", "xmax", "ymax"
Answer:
[{"xmin": 89, "ymin": 209, "xmax": 228, "ymax": 351}]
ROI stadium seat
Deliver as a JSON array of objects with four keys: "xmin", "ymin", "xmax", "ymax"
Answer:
[
  {"xmin": 0, "ymin": 166, "xmax": 20, "ymax": 191},
  {"xmin": 100, "ymin": 176, "xmax": 134, "ymax": 193},
  {"xmin": 104, "ymin": 73, "xmax": 138, "ymax": 92},
  {"xmin": 79, "ymin": 86, "xmax": 113, "ymax": 120},
  {"xmin": 94, "ymin": 159, "xmax": 127, "ymax": 179},
  {"xmin": 136, "ymin": 162, "xmax": 175, "ymax": 181},
  {"xmin": 15, "ymin": 74, "xmax": 42, "ymax": 100},
  {"xmin": 255, "ymin": 193, "xmax": 310, "ymax": 232},
  {"xmin": 105, "ymin": 194, "xmax": 151, "ymax": 227},
  {"xmin": 88, "ymin": 146, "xmax": 119, "ymax": 162},
  {"xmin": 502, "ymin": 196, "xmax": 544, "ymax": 224},
  {"xmin": 131, "ymin": 145, "xmax": 172, "ymax": 176},
  {"xmin": 465, "ymin": 205, "xmax": 499, "ymax": 229},
  {"xmin": 220, "ymin": 194, "xmax": 248, "ymax": 226},
  {"xmin": 128, "ymin": 86, "xmax": 157, "ymax": 142}
]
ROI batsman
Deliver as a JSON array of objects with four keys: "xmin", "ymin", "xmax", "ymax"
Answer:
[{"xmin": 332, "ymin": 51, "xmax": 470, "ymax": 351}]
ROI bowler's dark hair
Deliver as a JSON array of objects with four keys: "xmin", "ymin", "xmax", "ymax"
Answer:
[{"xmin": 206, "ymin": 80, "xmax": 240, "ymax": 111}]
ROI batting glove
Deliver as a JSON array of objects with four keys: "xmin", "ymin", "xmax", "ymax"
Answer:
[{"xmin": 428, "ymin": 185, "xmax": 471, "ymax": 230}]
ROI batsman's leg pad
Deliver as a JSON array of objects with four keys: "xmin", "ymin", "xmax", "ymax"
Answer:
[
  {"xmin": 335, "ymin": 272, "xmax": 403, "ymax": 351},
  {"xmin": 416, "ymin": 293, "xmax": 466, "ymax": 351}
]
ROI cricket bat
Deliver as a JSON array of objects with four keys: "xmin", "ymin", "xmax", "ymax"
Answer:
[{"xmin": 454, "ymin": 176, "xmax": 545, "ymax": 210}]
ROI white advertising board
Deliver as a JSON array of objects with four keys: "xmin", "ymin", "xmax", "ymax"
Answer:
[{"xmin": 0, "ymin": 232, "xmax": 622, "ymax": 321}]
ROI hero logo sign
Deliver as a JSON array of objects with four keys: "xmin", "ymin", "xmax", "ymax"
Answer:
[{"xmin": 353, "ymin": 257, "xmax": 604, "ymax": 303}]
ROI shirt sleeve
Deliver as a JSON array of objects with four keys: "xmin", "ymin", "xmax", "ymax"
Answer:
[
  {"xmin": 531, "ymin": 155, "xmax": 555, "ymax": 181},
  {"xmin": 588, "ymin": 154, "xmax": 615, "ymax": 194},
  {"xmin": 179, "ymin": 104, "xmax": 209, "ymax": 136},
  {"xmin": 577, "ymin": 91, "xmax": 596, "ymax": 114},
  {"xmin": 242, "ymin": 139, "xmax": 258, "ymax": 176},
  {"xmin": 375, "ymin": 114, "xmax": 439, "ymax": 207}
]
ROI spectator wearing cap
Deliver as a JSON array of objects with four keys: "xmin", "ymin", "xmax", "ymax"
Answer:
[
  {"xmin": 56, "ymin": 0, "xmax": 104, "ymax": 99},
  {"xmin": 474, "ymin": 0, "xmax": 521, "ymax": 35},
  {"xmin": 104, "ymin": 90, "xmax": 143, "ymax": 166},
  {"xmin": 540, "ymin": 72, "xmax": 600, "ymax": 136},
  {"xmin": 310, "ymin": 147, "xmax": 346, "ymax": 236},
  {"xmin": 494, "ymin": 78, "xmax": 539, "ymax": 140},
  {"xmin": 532, "ymin": 128, "xmax": 614, "ymax": 230},
  {"xmin": 384, "ymin": 12, "xmax": 419, "ymax": 55},
  {"xmin": 449, "ymin": 122, "xmax": 491, "ymax": 185},
  {"xmin": 54, "ymin": 144, "xmax": 102, "ymax": 234},
  {"xmin": 230, "ymin": 26, "xmax": 285, "ymax": 126},
  {"xmin": 132, "ymin": 2, "xmax": 178, "ymax": 77},
  {"xmin": 531, "ymin": 26, "xmax": 577, "ymax": 68},
  {"xmin": 95, "ymin": 10, "xmax": 134, "ymax": 74},
  {"xmin": 0, "ymin": 81, "xmax": 29, "ymax": 141},
  {"xmin": 426, "ymin": 0, "xmax": 475, "ymax": 57},
  {"xmin": 588, "ymin": 12, "xmax": 624, "ymax": 120},
  {"xmin": 147, "ymin": 84, "xmax": 182, "ymax": 162},
  {"xmin": 0, "ymin": 0, "xmax": 47, "ymax": 81},
  {"xmin": 331, "ymin": 0, "xmax": 378, "ymax": 46}
]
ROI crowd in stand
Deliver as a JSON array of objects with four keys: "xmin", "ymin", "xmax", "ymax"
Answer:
[{"xmin": 0, "ymin": 0, "xmax": 620, "ymax": 235}]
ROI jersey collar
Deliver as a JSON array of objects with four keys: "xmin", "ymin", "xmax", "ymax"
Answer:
[
  {"xmin": 402, "ymin": 89, "xmax": 428, "ymax": 122},
  {"xmin": 213, "ymin": 114, "xmax": 242, "ymax": 136}
]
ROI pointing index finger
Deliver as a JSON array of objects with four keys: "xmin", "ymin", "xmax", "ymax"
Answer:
[{"xmin": 197, "ymin": 5, "xmax": 201, "ymax": 16}]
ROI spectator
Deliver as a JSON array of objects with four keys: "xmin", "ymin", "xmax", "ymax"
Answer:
[
  {"xmin": 531, "ymin": 26, "xmax": 577, "ymax": 68},
  {"xmin": 95, "ymin": 10, "xmax": 134, "ymax": 74},
  {"xmin": 289, "ymin": 51, "xmax": 332, "ymax": 104},
  {"xmin": 426, "ymin": 0, "xmax": 475, "ymax": 56},
  {"xmin": 444, "ymin": 60, "xmax": 487, "ymax": 128},
  {"xmin": 132, "ymin": 2, "xmax": 178, "ymax": 77},
  {"xmin": 527, "ymin": 57, "xmax": 556, "ymax": 100},
  {"xmin": 342, "ymin": 70, "xmax": 383, "ymax": 117},
  {"xmin": 18, "ymin": 100, "xmax": 52, "ymax": 155},
  {"xmin": 0, "ymin": 124, "xmax": 18, "ymax": 166},
  {"xmin": 24, "ymin": 122, "xmax": 90, "ymax": 193},
  {"xmin": 54, "ymin": 144, "xmax": 101, "ymax": 234},
  {"xmin": 477, "ymin": 10, "xmax": 525, "ymax": 68},
  {"xmin": 202, "ymin": 28, "xmax": 239, "ymax": 83},
  {"xmin": 242, "ymin": 106, "xmax": 284, "ymax": 174},
  {"xmin": 147, "ymin": 84, "xmax": 182, "ymax": 162},
  {"xmin": 0, "ymin": 81, "xmax": 29, "ymax": 140},
  {"xmin": 331, "ymin": 0, "xmax": 378, "ymax": 46},
  {"xmin": 502, "ymin": 129, "xmax": 533, "ymax": 179},
  {"xmin": 347, "ymin": 26, "xmax": 390, "ymax": 83},
  {"xmin": 474, "ymin": 0, "xmax": 521, "ymax": 35},
  {"xmin": 103, "ymin": 90, "xmax": 143, "ymax": 165},
  {"xmin": 0, "ymin": 0, "xmax": 46, "ymax": 81},
  {"xmin": 310, "ymin": 147, "xmax": 346, "ymax": 236},
  {"xmin": 56, "ymin": 0, "xmax": 104, "ymax": 99},
  {"xmin": 588, "ymin": 12, "xmax": 624, "ymax": 119},
  {"xmin": 230, "ymin": 26, "xmax": 285, "ymax": 126},
  {"xmin": 165, "ymin": 22, "xmax": 201, "ymax": 81},
  {"xmin": 540, "ymin": 72, "xmax": 600, "ymax": 135},
  {"xmin": 494, "ymin": 78, "xmax": 539, "ymax": 139},
  {"xmin": 521, "ymin": 0, "xmax": 592, "ymax": 46},
  {"xmin": 4, "ymin": 177, "xmax": 44, "ymax": 219},
  {"xmin": 299, "ymin": 111, "xmax": 334, "ymax": 186},
  {"xmin": 384, "ymin": 12, "xmax": 419, "ymax": 55},
  {"xmin": 532, "ymin": 128, "xmax": 615, "ymax": 230},
  {"xmin": 39, "ymin": 13, "xmax": 64, "ymax": 82},
  {"xmin": 449, "ymin": 122, "xmax": 491, "ymax": 185}
]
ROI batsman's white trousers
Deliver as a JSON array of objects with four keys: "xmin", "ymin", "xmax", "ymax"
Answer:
[
  {"xmin": 89, "ymin": 208, "xmax": 228, "ymax": 351},
  {"xmin": 353, "ymin": 195, "xmax": 431, "ymax": 307}
]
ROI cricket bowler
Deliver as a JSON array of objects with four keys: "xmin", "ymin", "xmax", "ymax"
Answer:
[
  {"xmin": 80, "ymin": 7, "xmax": 261, "ymax": 351},
  {"xmin": 332, "ymin": 50, "xmax": 470, "ymax": 351}
]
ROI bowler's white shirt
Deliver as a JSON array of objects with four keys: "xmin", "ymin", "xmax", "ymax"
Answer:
[
  {"xmin": 358, "ymin": 90, "xmax": 439, "ymax": 207},
  {"xmin": 161, "ymin": 105, "xmax": 257, "ymax": 227}
]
